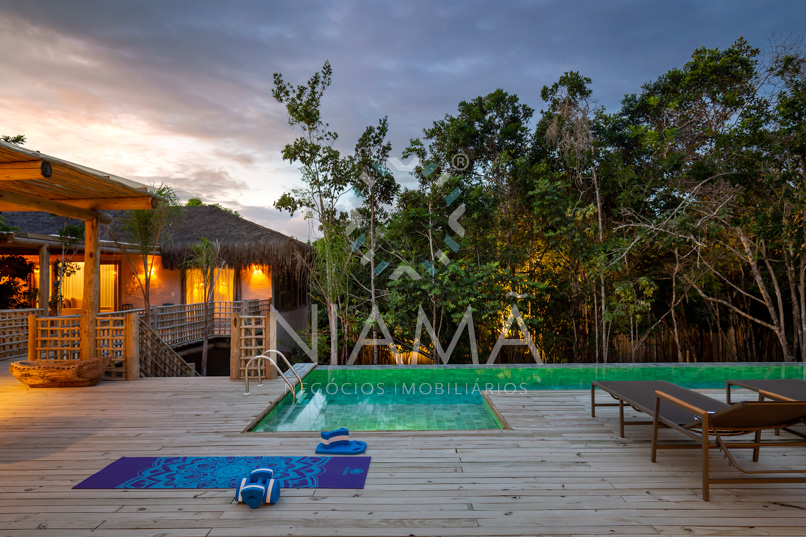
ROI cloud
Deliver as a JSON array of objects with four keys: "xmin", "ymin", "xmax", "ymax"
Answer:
[
  {"xmin": 1, "ymin": 0, "xmax": 804, "ymax": 238},
  {"xmin": 227, "ymin": 203, "xmax": 311, "ymax": 241}
]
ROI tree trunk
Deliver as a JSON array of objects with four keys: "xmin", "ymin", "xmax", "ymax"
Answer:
[
  {"xmin": 370, "ymin": 187, "xmax": 378, "ymax": 365},
  {"xmin": 591, "ymin": 167, "xmax": 608, "ymax": 363},
  {"xmin": 738, "ymin": 229, "xmax": 793, "ymax": 361},
  {"xmin": 671, "ymin": 249, "xmax": 684, "ymax": 362},
  {"xmin": 784, "ymin": 248, "xmax": 803, "ymax": 361},
  {"xmin": 328, "ymin": 301, "xmax": 338, "ymax": 365},
  {"xmin": 201, "ymin": 289, "xmax": 211, "ymax": 376}
]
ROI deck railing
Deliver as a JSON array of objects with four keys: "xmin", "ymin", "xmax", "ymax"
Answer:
[
  {"xmin": 7, "ymin": 299, "xmax": 269, "ymax": 380},
  {"xmin": 229, "ymin": 312, "xmax": 274, "ymax": 380},
  {"xmin": 148, "ymin": 299, "xmax": 270, "ymax": 346},
  {"xmin": 0, "ymin": 308, "xmax": 45, "ymax": 360}
]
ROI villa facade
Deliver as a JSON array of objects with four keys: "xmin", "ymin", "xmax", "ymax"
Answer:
[{"xmin": 0, "ymin": 205, "xmax": 310, "ymax": 326}]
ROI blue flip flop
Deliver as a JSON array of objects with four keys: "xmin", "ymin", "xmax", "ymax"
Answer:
[{"xmin": 316, "ymin": 428, "xmax": 367, "ymax": 455}]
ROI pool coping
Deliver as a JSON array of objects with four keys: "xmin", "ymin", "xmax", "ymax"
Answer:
[{"xmin": 313, "ymin": 361, "xmax": 805, "ymax": 369}]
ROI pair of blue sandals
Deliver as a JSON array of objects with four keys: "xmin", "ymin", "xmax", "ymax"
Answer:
[{"xmin": 235, "ymin": 428, "xmax": 366, "ymax": 508}]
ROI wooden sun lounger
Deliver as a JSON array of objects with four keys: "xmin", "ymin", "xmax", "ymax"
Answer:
[
  {"xmin": 591, "ymin": 380, "xmax": 727, "ymax": 438},
  {"xmin": 726, "ymin": 378, "xmax": 806, "ymax": 403},
  {"xmin": 726, "ymin": 378, "xmax": 806, "ymax": 440},
  {"xmin": 591, "ymin": 380, "xmax": 806, "ymax": 500}
]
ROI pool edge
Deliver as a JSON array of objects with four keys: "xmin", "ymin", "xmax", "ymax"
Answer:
[{"xmin": 242, "ymin": 363, "xmax": 318, "ymax": 433}]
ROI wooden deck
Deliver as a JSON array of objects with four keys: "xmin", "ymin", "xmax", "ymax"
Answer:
[{"xmin": 2, "ymin": 365, "xmax": 806, "ymax": 537}]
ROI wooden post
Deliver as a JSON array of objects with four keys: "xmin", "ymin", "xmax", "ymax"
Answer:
[
  {"xmin": 125, "ymin": 313, "xmax": 140, "ymax": 381},
  {"xmin": 38, "ymin": 245, "xmax": 49, "ymax": 313},
  {"xmin": 265, "ymin": 309, "xmax": 277, "ymax": 379},
  {"xmin": 27, "ymin": 314, "xmax": 38, "ymax": 361},
  {"xmin": 268, "ymin": 309, "xmax": 277, "ymax": 351},
  {"xmin": 80, "ymin": 216, "xmax": 100, "ymax": 361},
  {"xmin": 230, "ymin": 313, "xmax": 241, "ymax": 380}
]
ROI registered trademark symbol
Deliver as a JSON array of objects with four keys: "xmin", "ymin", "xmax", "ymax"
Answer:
[{"xmin": 451, "ymin": 152, "xmax": 469, "ymax": 171}]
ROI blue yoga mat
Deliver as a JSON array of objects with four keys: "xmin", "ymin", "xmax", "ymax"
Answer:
[{"xmin": 74, "ymin": 456, "xmax": 370, "ymax": 489}]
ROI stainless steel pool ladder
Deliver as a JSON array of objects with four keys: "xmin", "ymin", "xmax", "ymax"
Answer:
[{"xmin": 244, "ymin": 350, "xmax": 304, "ymax": 400}]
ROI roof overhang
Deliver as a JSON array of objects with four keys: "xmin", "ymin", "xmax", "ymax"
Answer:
[{"xmin": 0, "ymin": 141, "xmax": 162, "ymax": 223}]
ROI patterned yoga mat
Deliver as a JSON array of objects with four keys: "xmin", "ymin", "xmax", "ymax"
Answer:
[{"xmin": 74, "ymin": 456, "xmax": 370, "ymax": 489}]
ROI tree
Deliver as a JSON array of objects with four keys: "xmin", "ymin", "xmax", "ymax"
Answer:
[
  {"xmin": 185, "ymin": 197, "xmax": 240, "ymax": 216},
  {"xmin": 615, "ymin": 38, "xmax": 803, "ymax": 362},
  {"xmin": 182, "ymin": 237, "xmax": 223, "ymax": 375},
  {"xmin": 51, "ymin": 222, "xmax": 83, "ymax": 315},
  {"xmin": 106, "ymin": 184, "xmax": 180, "ymax": 325},
  {"xmin": 272, "ymin": 60, "xmax": 354, "ymax": 364},
  {"xmin": 0, "ymin": 255, "xmax": 35, "ymax": 309},
  {"xmin": 353, "ymin": 117, "xmax": 398, "ymax": 364},
  {"xmin": 540, "ymin": 72, "xmax": 615, "ymax": 362},
  {"xmin": 1, "ymin": 134, "xmax": 25, "ymax": 145}
]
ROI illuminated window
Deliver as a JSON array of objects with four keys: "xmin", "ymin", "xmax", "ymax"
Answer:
[
  {"xmin": 60, "ymin": 263, "xmax": 118, "ymax": 310},
  {"xmin": 185, "ymin": 268, "xmax": 234, "ymax": 303}
]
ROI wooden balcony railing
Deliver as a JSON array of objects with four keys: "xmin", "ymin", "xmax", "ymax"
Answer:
[
  {"xmin": 0, "ymin": 308, "xmax": 45, "ymax": 360},
  {"xmin": 7, "ymin": 299, "xmax": 269, "ymax": 381}
]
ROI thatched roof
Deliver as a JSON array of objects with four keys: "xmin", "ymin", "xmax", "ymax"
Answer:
[
  {"xmin": 159, "ymin": 206, "xmax": 311, "ymax": 272},
  {"xmin": 1, "ymin": 211, "xmax": 104, "ymax": 238},
  {"xmin": 1, "ymin": 206, "xmax": 312, "ymax": 273}
]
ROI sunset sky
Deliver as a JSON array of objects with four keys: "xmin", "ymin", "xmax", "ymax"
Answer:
[{"xmin": 2, "ymin": 1, "xmax": 803, "ymax": 239}]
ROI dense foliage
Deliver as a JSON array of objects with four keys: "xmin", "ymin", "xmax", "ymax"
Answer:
[
  {"xmin": 0, "ymin": 255, "xmax": 35, "ymax": 309},
  {"xmin": 275, "ymin": 38, "xmax": 806, "ymax": 364}
]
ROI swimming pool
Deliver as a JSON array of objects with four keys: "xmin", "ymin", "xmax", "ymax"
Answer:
[{"xmin": 249, "ymin": 363, "xmax": 806, "ymax": 432}]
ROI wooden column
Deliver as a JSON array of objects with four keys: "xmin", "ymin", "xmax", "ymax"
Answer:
[
  {"xmin": 265, "ymin": 310, "xmax": 277, "ymax": 380},
  {"xmin": 230, "ymin": 313, "xmax": 241, "ymax": 380},
  {"xmin": 38, "ymin": 245, "xmax": 49, "ymax": 313},
  {"xmin": 80, "ymin": 216, "xmax": 100, "ymax": 361},
  {"xmin": 267, "ymin": 309, "xmax": 277, "ymax": 352},
  {"xmin": 28, "ymin": 314, "xmax": 38, "ymax": 361},
  {"xmin": 125, "ymin": 313, "xmax": 140, "ymax": 380}
]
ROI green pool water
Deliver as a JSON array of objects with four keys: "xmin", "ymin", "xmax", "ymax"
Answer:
[{"xmin": 250, "ymin": 363, "xmax": 806, "ymax": 432}]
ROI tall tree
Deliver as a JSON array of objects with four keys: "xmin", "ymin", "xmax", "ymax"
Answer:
[
  {"xmin": 353, "ymin": 117, "xmax": 398, "ymax": 364},
  {"xmin": 273, "ymin": 61, "xmax": 354, "ymax": 365},
  {"xmin": 540, "ymin": 72, "xmax": 614, "ymax": 362}
]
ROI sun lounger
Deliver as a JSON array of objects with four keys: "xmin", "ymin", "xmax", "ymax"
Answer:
[
  {"xmin": 591, "ymin": 380, "xmax": 728, "ymax": 437},
  {"xmin": 592, "ymin": 380, "xmax": 806, "ymax": 500},
  {"xmin": 726, "ymin": 378, "xmax": 806, "ymax": 403},
  {"xmin": 726, "ymin": 379, "xmax": 806, "ymax": 440}
]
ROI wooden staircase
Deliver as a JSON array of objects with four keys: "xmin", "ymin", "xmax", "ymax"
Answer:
[{"xmin": 138, "ymin": 318, "xmax": 198, "ymax": 377}]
